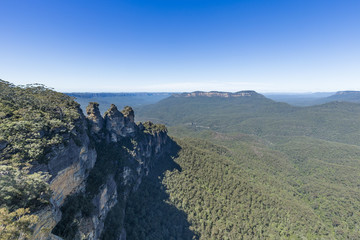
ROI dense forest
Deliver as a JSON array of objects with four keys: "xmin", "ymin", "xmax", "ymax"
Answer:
[
  {"xmin": 132, "ymin": 92, "xmax": 360, "ymax": 239},
  {"xmin": 123, "ymin": 134, "xmax": 360, "ymax": 239},
  {"xmin": 2, "ymin": 83, "xmax": 360, "ymax": 239}
]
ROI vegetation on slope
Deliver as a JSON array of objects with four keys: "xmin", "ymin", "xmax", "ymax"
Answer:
[
  {"xmin": 0, "ymin": 80, "xmax": 81, "ymax": 239},
  {"xmin": 126, "ymin": 132, "xmax": 360, "ymax": 239},
  {"xmin": 137, "ymin": 94, "xmax": 360, "ymax": 145},
  {"xmin": 136, "ymin": 93, "xmax": 360, "ymax": 239},
  {"xmin": 3, "ymin": 84, "xmax": 360, "ymax": 239},
  {"xmin": 125, "ymin": 137, "xmax": 335, "ymax": 239},
  {"xmin": 0, "ymin": 80, "xmax": 81, "ymax": 166},
  {"xmin": 124, "ymin": 140, "xmax": 196, "ymax": 240}
]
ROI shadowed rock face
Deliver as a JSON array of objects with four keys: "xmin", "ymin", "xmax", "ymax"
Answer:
[
  {"xmin": 43, "ymin": 103, "xmax": 172, "ymax": 240},
  {"xmin": 0, "ymin": 140, "xmax": 8, "ymax": 151},
  {"xmin": 81, "ymin": 104, "xmax": 171, "ymax": 240},
  {"xmin": 32, "ymin": 109, "xmax": 97, "ymax": 240},
  {"xmin": 78, "ymin": 175, "xmax": 118, "ymax": 240}
]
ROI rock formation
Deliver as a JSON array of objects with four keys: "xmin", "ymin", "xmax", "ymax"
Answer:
[
  {"xmin": 86, "ymin": 102, "xmax": 104, "ymax": 136},
  {"xmin": 31, "ymin": 103, "xmax": 170, "ymax": 240}
]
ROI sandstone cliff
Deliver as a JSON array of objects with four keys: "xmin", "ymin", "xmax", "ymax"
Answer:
[
  {"xmin": 32, "ymin": 103, "xmax": 170, "ymax": 240},
  {"xmin": 28, "ymin": 107, "xmax": 96, "ymax": 240}
]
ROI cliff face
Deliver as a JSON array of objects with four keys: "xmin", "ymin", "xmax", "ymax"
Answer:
[
  {"xmin": 31, "ymin": 109, "xmax": 97, "ymax": 240},
  {"xmin": 36, "ymin": 103, "xmax": 171, "ymax": 240}
]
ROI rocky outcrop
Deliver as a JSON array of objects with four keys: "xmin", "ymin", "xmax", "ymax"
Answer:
[
  {"xmin": 104, "ymin": 104, "xmax": 125, "ymax": 142},
  {"xmin": 79, "ymin": 105, "xmax": 169, "ymax": 240},
  {"xmin": 35, "ymin": 103, "xmax": 171, "ymax": 240},
  {"xmin": 86, "ymin": 102, "xmax": 104, "ymax": 136},
  {"xmin": 174, "ymin": 90, "xmax": 263, "ymax": 98},
  {"xmin": 121, "ymin": 106, "xmax": 135, "ymax": 123}
]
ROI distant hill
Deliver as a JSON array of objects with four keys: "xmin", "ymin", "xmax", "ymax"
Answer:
[
  {"xmin": 174, "ymin": 90, "xmax": 264, "ymax": 98},
  {"xmin": 264, "ymin": 92, "xmax": 334, "ymax": 106},
  {"xmin": 321, "ymin": 91, "xmax": 360, "ymax": 103},
  {"xmin": 137, "ymin": 91, "xmax": 360, "ymax": 145},
  {"xmin": 265, "ymin": 91, "xmax": 360, "ymax": 106},
  {"xmin": 138, "ymin": 90, "xmax": 291, "ymax": 125}
]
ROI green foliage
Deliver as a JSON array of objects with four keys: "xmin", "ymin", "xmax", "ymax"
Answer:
[
  {"xmin": 0, "ymin": 165, "xmax": 50, "ymax": 211},
  {"xmin": 272, "ymin": 137, "xmax": 360, "ymax": 237},
  {"xmin": 136, "ymin": 94, "xmax": 360, "ymax": 239},
  {"xmin": 147, "ymin": 131, "xmax": 360, "ymax": 239},
  {"xmin": 0, "ymin": 80, "xmax": 81, "ymax": 165},
  {"xmin": 142, "ymin": 121, "xmax": 167, "ymax": 134},
  {"xmin": 4, "ymin": 81, "xmax": 360, "ymax": 240},
  {"xmin": 0, "ymin": 207, "xmax": 38, "ymax": 240},
  {"xmin": 125, "ymin": 174, "xmax": 197, "ymax": 240},
  {"xmin": 0, "ymin": 80, "xmax": 81, "ymax": 238},
  {"xmin": 161, "ymin": 138, "xmax": 330, "ymax": 239},
  {"xmin": 123, "ymin": 141, "xmax": 197, "ymax": 240},
  {"xmin": 121, "ymin": 105, "xmax": 134, "ymax": 117},
  {"xmin": 125, "ymin": 136, "xmax": 345, "ymax": 239}
]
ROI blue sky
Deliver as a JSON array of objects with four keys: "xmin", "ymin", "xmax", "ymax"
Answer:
[{"xmin": 1, "ymin": 0, "xmax": 359, "ymax": 92}]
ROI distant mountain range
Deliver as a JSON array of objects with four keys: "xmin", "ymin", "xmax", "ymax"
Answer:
[
  {"xmin": 136, "ymin": 90, "xmax": 360, "ymax": 145},
  {"xmin": 265, "ymin": 90, "xmax": 360, "ymax": 106},
  {"xmin": 173, "ymin": 90, "xmax": 263, "ymax": 98},
  {"xmin": 324, "ymin": 91, "xmax": 360, "ymax": 103},
  {"xmin": 67, "ymin": 92, "xmax": 173, "ymax": 98},
  {"xmin": 66, "ymin": 91, "xmax": 360, "ymax": 112}
]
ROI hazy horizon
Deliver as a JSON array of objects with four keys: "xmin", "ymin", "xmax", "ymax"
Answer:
[
  {"xmin": 63, "ymin": 90, "xmax": 337, "ymax": 94},
  {"xmin": 0, "ymin": 79, "xmax": 354, "ymax": 94}
]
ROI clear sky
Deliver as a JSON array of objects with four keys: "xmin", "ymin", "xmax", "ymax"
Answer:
[{"xmin": 1, "ymin": 0, "xmax": 359, "ymax": 92}]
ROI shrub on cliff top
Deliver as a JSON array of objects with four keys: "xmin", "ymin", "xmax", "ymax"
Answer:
[
  {"xmin": 142, "ymin": 121, "xmax": 167, "ymax": 134},
  {"xmin": 0, "ymin": 80, "xmax": 81, "ymax": 165}
]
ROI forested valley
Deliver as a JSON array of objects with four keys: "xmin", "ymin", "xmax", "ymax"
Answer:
[{"xmin": 2, "ymin": 82, "xmax": 360, "ymax": 239}]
